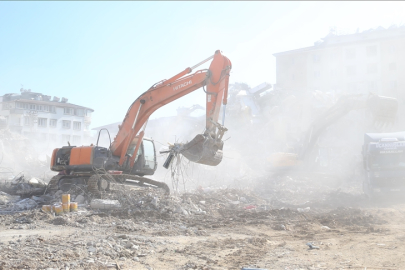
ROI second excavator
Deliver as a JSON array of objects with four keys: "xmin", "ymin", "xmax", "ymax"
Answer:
[
  {"xmin": 48, "ymin": 50, "xmax": 232, "ymax": 195},
  {"xmin": 268, "ymin": 94, "xmax": 399, "ymax": 171}
]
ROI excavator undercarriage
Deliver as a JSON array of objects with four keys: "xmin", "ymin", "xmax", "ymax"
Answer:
[{"xmin": 47, "ymin": 173, "xmax": 170, "ymax": 195}]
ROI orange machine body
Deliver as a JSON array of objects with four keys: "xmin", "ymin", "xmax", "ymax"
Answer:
[
  {"xmin": 69, "ymin": 146, "xmax": 94, "ymax": 165},
  {"xmin": 50, "ymin": 148, "xmax": 59, "ymax": 169}
]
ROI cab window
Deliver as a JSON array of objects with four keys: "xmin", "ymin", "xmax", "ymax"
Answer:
[{"xmin": 143, "ymin": 140, "xmax": 156, "ymax": 169}]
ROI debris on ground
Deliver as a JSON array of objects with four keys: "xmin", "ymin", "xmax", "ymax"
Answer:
[
  {"xmin": 91, "ymin": 199, "xmax": 122, "ymax": 209},
  {"xmin": 0, "ymin": 174, "xmax": 400, "ymax": 269},
  {"xmin": 0, "ymin": 174, "xmax": 48, "ymax": 197},
  {"xmin": 306, "ymin": 242, "xmax": 320, "ymax": 250},
  {"xmin": 0, "ymin": 191, "xmax": 20, "ymax": 205}
]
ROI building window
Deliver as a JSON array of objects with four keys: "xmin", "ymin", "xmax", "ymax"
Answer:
[
  {"xmin": 62, "ymin": 120, "xmax": 71, "ymax": 129},
  {"xmin": 16, "ymin": 102, "xmax": 29, "ymax": 110},
  {"xmin": 38, "ymin": 118, "xmax": 47, "ymax": 127},
  {"xmin": 61, "ymin": 134, "xmax": 70, "ymax": 144},
  {"xmin": 345, "ymin": 48, "xmax": 356, "ymax": 59},
  {"xmin": 73, "ymin": 121, "xmax": 81, "ymax": 130},
  {"xmin": 346, "ymin": 65, "xmax": 356, "ymax": 76},
  {"xmin": 314, "ymin": 70, "xmax": 321, "ymax": 78},
  {"xmin": 366, "ymin": 45, "xmax": 377, "ymax": 57},
  {"xmin": 50, "ymin": 119, "xmax": 57, "ymax": 127},
  {"xmin": 291, "ymin": 74, "xmax": 295, "ymax": 81},
  {"xmin": 389, "ymin": 45, "xmax": 396, "ymax": 54},
  {"xmin": 15, "ymin": 103, "xmax": 51, "ymax": 112},
  {"xmin": 72, "ymin": 135, "xmax": 81, "ymax": 145},
  {"xmin": 75, "ymin": 109, "xmax": 84, "ymax": 116},
  {"xmin": 367, "ymin": 63, "xmax": 378, "ymax": 74},
  {"xmin": 312, "ymin": 54, "xmax": 320, "ymax": 63},
  {"xmin": 64, "ymin": 108, "xmax": 73, "ymax": 115},
  {"xmin": 50, "ymin": 106, "xmax": 56, "ymax": 114},
  {"xmin": 389, "ymin": 62, "xmax": 397, "ymax": 71},
  {"xmin": 24, "ymin": 116, "xmax": 30, "ymax": 126}
]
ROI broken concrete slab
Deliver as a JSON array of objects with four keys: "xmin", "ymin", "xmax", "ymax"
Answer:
[
  {"xmin": 31, "ymin": 195, "xmax": 53, "ymax": 203},
  {"xmin": 27, "ymin": 177, "xmax": 47, "ymax": 188},
  {"xmin": 90, "ymin": 199, "xmax": 121, "ymax": 210},
  {"xmin": 0, "ymin": 191, "xmax": 20, "ymax": 205},
  {"xmin": 13, "ymin": 198, "xmax": 37, "ymax": 210},
  {"xmin": 74, "ymin": 195, "xmax": 85, "ymax": 204},
  {"xmin": 2, "ymin": 175, "xmax": 48, "ymax": 196}
]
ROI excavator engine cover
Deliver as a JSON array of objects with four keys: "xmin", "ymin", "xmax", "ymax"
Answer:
[{"xmin": 180, "ymin": 134, "xmax": 223, "ymax": 166}]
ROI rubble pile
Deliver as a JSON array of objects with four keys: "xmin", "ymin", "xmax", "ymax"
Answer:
[
  {"xmin": 0, "ymin": 211, "xmax": 176, "ymax": 269},
  {"xmin": 90, "ymin": 184, "xmax": 269, "ymax": 218},
  {"xmin": 254, "ymin": 171, "xmax": 363, "ymax": 208},
  {"xmin": 0, "ymin": 174, "xmax": 49, "ymax": 196},
  {"xmin": 0, "ymin": 178, "xmax": 387, "ymax": 269}
]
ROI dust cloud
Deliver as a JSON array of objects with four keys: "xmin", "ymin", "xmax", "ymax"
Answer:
[{"xmin": 143, "ymin": 84, "xmax": 402, "ymax": 204}]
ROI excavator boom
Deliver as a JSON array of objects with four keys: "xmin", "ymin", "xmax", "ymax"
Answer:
[{"xmin": 111, "ymin": 50, "xmax": 232, "ymax": 167}]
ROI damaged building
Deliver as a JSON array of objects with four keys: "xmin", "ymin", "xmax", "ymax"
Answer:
[
  {"xmin": 273, "ymin": 25, "xmax": 405, "ymax": 100},
  {"xmin": 0, "ymin": 88, "xmax": 94, "ymax": 149},
  {"xmin": 270, "ymin": 26, "xmax": 405, "ymax": 174}
]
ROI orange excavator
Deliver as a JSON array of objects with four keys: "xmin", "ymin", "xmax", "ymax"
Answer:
[{"xmin": 48, "ymin": 50, "xmax": 232, "ymax": 195}]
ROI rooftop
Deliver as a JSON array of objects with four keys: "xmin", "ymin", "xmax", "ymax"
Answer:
[
  {"xmin": 1, "ymin": 89, "xmax": 94, "ymax": 111},
  {"xmin": 273, "ymin": 24, "xmax": 405, "ymax": 57}
]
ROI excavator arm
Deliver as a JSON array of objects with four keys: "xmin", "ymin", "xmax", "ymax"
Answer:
[
  {"xmin": 110, "ymin": 50, "xmax": 232, "ymax": 168},
  {"xmin": 299, "ymin": 94, "xmax": 398, "ymax": 159},
  {"xmin": 268, "ymin": 94, "xmax": 398, "ymax": 171}
]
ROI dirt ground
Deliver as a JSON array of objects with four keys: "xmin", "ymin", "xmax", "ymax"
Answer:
[{"xmin": 1, "ymin": 175, "xmax": 405, "ymax": 270}]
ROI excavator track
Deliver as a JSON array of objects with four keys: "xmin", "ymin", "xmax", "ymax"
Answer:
[
  {"xmin": 47, "ymin": 173, "xmax": 170, "ymax": 195},
  {"xmin": 114, "ymin": 174, "xmax": 170, "ymax": 195},
  {"xmin": 47, "ymin": 175, "xmax": 66, "ymax": 192}
]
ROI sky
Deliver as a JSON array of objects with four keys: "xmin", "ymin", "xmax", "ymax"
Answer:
[{"xmin": 1, "ymin": 1, "xmax": 404, "ymax": 128}]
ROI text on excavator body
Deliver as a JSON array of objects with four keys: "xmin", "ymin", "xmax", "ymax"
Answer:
[{"xmin": 173, "ymin": 80, "xmax": 192, "ymax": 91}]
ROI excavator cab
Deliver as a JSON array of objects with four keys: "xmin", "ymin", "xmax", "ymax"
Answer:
[{"xmin": 127, "ymin": 138, "xmax": 157, "ymax": 176}]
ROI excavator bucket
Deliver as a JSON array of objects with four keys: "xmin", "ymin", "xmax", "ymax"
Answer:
[
  {"xmin": 179, "ymin": 134, "xmax": 224, "ymax": 166},
  {"xmin": 367, "ymin": 95, "xmax": 398, "ymax": 123}
]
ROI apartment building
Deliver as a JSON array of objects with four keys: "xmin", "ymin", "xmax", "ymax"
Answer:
[
  {"xmin": 0, "ymin": 88, "xmax": 94, "ymax": 148},
  {"xmin": 273, "ymin": 25, "xmax": 405, "ymax": 100}
]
